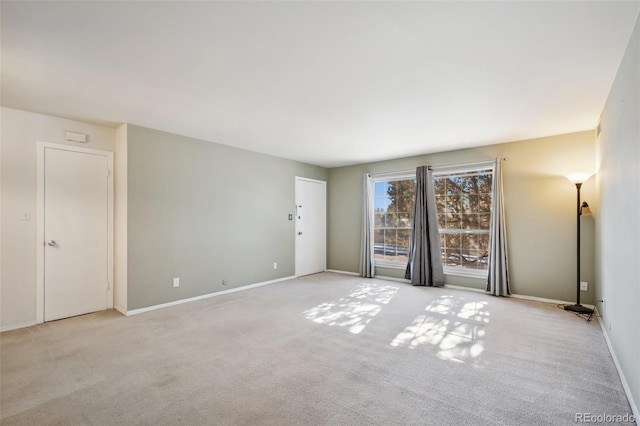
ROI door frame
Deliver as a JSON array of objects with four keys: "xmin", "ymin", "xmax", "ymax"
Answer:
[
  {"xmin": 294, "ymin": 176, "xmax": 327, "ymax": 277},
  {"xmin": 36, "ymin": 142, "xmax": 114, "ymax": 324}
]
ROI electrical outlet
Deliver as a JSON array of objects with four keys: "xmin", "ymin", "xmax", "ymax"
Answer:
[
  {"xmin": 222, "ymin": 279, "xmax": 228, "ymax": 286},
  {"xmin": 580, "ymin": 281, "xmax": 588, "ymax": 291},
  {"xmin": 173, "ymin": 277, "xmax": 180, "ymax": 288},
  {"xmin": 273, "ymin": 262, "xmax": 278, "ymax": 270}
]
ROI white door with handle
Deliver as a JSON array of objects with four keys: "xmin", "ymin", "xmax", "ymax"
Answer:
[
  {"xmin": 39, "ymin": 144, "xmax": 113, "ymax": 322},
  {"xmin": 295, "ymin": 177, "xmax": 326, "ymax": 277}
]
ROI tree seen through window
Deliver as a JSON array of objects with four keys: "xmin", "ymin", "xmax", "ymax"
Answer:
[
  {"xmin": 373, "ymin": 178, "xmax": 415, "ymax": 264},
  {"xmin": 433, "ymin": 170, "xmax": 493, "ymax": 271},
  {"xmin": 371, "ymin": 168, "xmax": 493, "ymax": 272}
]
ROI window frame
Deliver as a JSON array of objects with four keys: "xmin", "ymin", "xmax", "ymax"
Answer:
[
  {"xmin": 431, "ymin": 163, "xmax": 495, "ymax": 278},
  {"xmin": 369, "ymin": 171, "xmax": 416, "ymax": 270}
]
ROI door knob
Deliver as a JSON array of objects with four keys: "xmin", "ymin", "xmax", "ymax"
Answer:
[
  {"xmin": 298, "ymin": 232, "xmax": 303, "ymax": 235},
  {"xmin": 47, "ymin": 240, "xmax": 57, "ymax": 247}
]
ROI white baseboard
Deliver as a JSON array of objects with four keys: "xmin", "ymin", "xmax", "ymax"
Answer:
[
  {"xmin": 511, "ymin": 293, "xmax": 595, "ymax": 309},
  {"xmin": 1, "ymin": 320, "xmax": 38, "ymax": 333},
  {"xmin": 374, "ymin": 274, "xmax": 410, "ymax": 283},
  {"xmin": 330, "ymin": 273, "xmax": 597, "ymax": 310},
  {"xmin": 326, "ymin": 269, "xmax": 359, "ymax": 276},
  {"xmin": 325, "ymin": 270, "xmax": 411, "ymax": 283},
  {"xmin": 126, "ymin": 275, "xmax": 296, "ymax": 316},
  {"xmin": 511, "ymin": 293, "xmax": 568, "ymax": 305},
  {"xmin": 444, "ymin": 284, "xmax": 486, "ymax": 293},
  {"xmin": 596, "ymin": 307, "xmax": 639, "ymax": 421}
]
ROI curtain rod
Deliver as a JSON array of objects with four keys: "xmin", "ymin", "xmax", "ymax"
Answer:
[
  {"xmin": 428, "ymin": 158, "xmax": 505, "ymax": 171},
  {"xmin": 369, "ymin": 169, "xmax": 416, "ymax": 178},
  {"xmin": 368, "ymin": 158, "xmax": 508, "ymax": 177}
]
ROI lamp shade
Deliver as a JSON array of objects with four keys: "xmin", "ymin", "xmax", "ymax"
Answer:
[
  {"xmin": 581, "ymin": 202, "xmax": 592, "ymax": 216},
  {"xmin": 567, "ymin": 172, "xmax": 593, "ymax": 184}
]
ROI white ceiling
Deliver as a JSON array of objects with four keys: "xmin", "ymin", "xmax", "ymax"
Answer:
[{"xmin": 2, "ymin": 1, "xmax": 638, "ymax": 168}]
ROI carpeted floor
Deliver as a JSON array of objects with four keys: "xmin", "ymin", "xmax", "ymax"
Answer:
[{"xmin": 0, "ymin": 272, "xmax": 634, "ymax": 425}]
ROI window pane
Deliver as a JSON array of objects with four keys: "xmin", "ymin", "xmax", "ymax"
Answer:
[
  {"xmin": 442, "ymin": 232, "xmax": 460, "ymax": 250},
  {"xmin": 397, "ymin": 180, "xmax": 415, "ymax": 196},
  {"xmin": 396, "ymin": 196, "xmax": 413, "ymax": 213},
  {"xmin": 385, "ymin": 213, "xmax": 398, "ymax": 227},
  {"xmin": 375, "ymin": 196, "xmax": 390, "ymax": 212},
  {"xmin": 375, "ymin": 182, "xmax": 389, "ymax": 197},
  {"xmin": 478, "ymin": 175, "xmax": 493, "ymax": 193},
  {"xmin": 386, "ymin": 182, "xmax": 398, "ymax": 197},
  {"xmin": 479, "ymin": 250, "xmax": 489, "ymax": 269},
  {"xmin": 446, "ymin": 178, "xmax": 460, "ymax": 195},
  {"xmin": 478, "ymin": 195, "xmax": 491, "ymax": 212},
  {"xmin": 461, "ymin": 249, "xmax": 479, "ymax": 269},
  {"xmin": 462, "ymin": 213, "xmax": 479, "ymax": 230},
  {"xmin": 374, "ymin": 212, "xmax": 384, "ymax": 227},
  {"xmin": 446, "ymin": 195, "xmax": 462, "ymax": 213},
  {"xmin": 398, "ymin": 212, "xmax": 411, "ymax": 228},
  {"xmin": 374, "ymin": 229, "xmax": 385, "ymax": 261},
  {"xmin": 464, "ymin": 194, "xmax": 478, "ymax": 213},
  {"xmin": 384, "ymin": 229, "xmax": 397, "ymax": 261},
  {"xmin": 462, "ymin": 233, "xmax": 479, "ymax": 250},
  {"xmin": 461, "ymin": 176, "xmax": 477, "ymax": 194},
  {"xmin": 445, "ymin": 213, "xmax": 461, "ymax": 229},
  {"xmin": 372, "ymin": 177, "xmax": 415, "ymax": 266},
  {"xmin": 434, "ymin": 177, "xmax": 445, "ymax": 195},
  {"xmin": 378, "ymin": 229, "xmax": 390, "ymax": 259},
  {"xmin": 444, "ymin": 248, "xmax": 461, "ymax": 267},
  {"xmin": 397, "ymin": 229, "xmax": 411, "ymax": 263},
  {"xmin": 374, "ymin": 229, "xmax": 384, "ymax": 244},
  {"xmin": 479, "ymin": 213, "xmax": 491, "ymax": 230},
  {"xmin": 432, "ymin": 169, "xmax": 493, "ymax": 273},
  {"xmin": 478, "ymin": 234, "xmax": 490, "ymax": 251}
]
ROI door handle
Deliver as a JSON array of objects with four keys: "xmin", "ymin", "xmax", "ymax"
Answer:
[
  {"xmin": 47, "ymin": 240, "xmax": 57, "ymax": 247},
  {"xmin": 298, "ymin": 232, "xmax": 303, "ymax": 235}
]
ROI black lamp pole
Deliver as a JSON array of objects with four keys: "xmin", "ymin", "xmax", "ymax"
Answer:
[{"xmin": 565, "ymin": 182, "xmax": 593, "ymax": 314}]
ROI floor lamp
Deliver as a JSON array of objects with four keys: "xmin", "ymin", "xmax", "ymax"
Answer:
[{"xmin": 565, "ymin": 175, "xmax": 593, "ymax": 315}]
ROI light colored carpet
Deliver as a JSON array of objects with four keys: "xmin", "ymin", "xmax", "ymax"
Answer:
[{"xmin": 0, "ymin": 272, "xmax": 634, "ymax": 425}]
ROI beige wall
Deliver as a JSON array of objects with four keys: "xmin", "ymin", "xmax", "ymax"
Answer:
[
  {"xmin": 125, "ymin": 125, "xmax": 328, "ymax": 310},
  {"xmin": 0, "ymin": 111, "xmax": 327, "ymax": 326},
  {"xmin": 0, "ymin": 107, "xmax": 116, "ymax": 330},
  {"xmin": 328, "ymin": 130, "xmax": 597, "ymax": 303},
  {"xmin": 595, "ymin": 13, "xmax": 639, "ymax": 416},
  {"xmin": 0, "ymin": 107, "xmax": 601, "ymax": 330},
  {"xmin": 114, "ymin": 124, "xmax": 128, "ymax": 314}
]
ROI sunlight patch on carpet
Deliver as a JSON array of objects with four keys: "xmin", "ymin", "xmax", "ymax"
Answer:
[
  {"xmin": 390, "ymin": 296, "xmax": 488, "ymax": 364},
  {"xmin": 303, "ymin": 283, "xmax": 399, "ymax": 334}
]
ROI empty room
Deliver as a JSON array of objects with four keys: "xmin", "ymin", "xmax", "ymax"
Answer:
[{"xmin": 1, "ymin": 1, "xmax": 639, "ymax": 425}]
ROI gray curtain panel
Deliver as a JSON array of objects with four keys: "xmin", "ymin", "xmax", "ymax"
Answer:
[
  {"xmin": 359, "ymin": 173, "xmax": 375, "ymax": 278},
  {"xmin": 486, "ymin": 159, "xmax": 511, "ymax": 296},
  {"xmin": 405, "ymin": 166, "xmax": 444, "ymax": 286}
]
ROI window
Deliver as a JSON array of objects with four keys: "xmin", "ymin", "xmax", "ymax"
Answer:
[
  {"xmin": 372, "ymin": 173, "xmax": 416, "ymax": 268},
  {"xmin": 433, "ymin": 167, "xmax": 493, "ymax": 276},
  {"xmin": 369, "ymin": 165, "xmax": 494, "ymax": 276}
]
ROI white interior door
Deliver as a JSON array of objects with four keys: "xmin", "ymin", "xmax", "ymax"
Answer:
[
  {"xmin": 295, "ymin": 177, "xmax": 326, "ymax": 277},
  {"xmin": 43, "ymin": 146, "xmax": 112, "ymax": 321}
]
